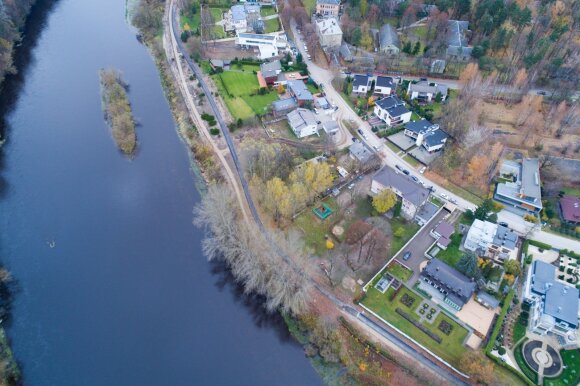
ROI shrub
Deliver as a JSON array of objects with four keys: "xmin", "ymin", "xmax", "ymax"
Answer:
[
  {"xmin": 498, "ymin": 346, "xmax": 506, "ymax": 355},
  {"xmin": 528, "ymin": 240, "xmax": 552, "ymax": 250},
  {"xmin": 209, "ymin": 128, "xmax": 220, "ymax": 135}
]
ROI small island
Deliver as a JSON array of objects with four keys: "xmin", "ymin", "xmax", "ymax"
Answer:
[{"xmin": 99, "ymin": 68, "xmax": 136, "ymax": 155}]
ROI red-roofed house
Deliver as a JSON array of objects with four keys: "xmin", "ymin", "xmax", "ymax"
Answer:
[{"xmin": 559, "ymin": 195, "xmax": 580, "ymax": 225}]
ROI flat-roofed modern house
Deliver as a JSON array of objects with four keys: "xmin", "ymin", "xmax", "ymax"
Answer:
[
  {"xmin": 259, "ymin": 60, "xmax": 282, "ymax": 85},
  {"xmin": 349, "ymin": 141, "xmax": 372, "ymax": 163},
  {"xmin": 236, "ymin": 32, "xmax": 283, "ymax": 59},
  {"xmin": 321, "ymin": 120, "xmax": 339, "ymax": 135},
  {"xmin": 559, "ymin": 195, "xmax": 580, "ymax": 225},
  {"xmin": 374, "ymin": 76, "xmax": 395, "ymax": 96},
  {"xmin": 494, "ymin": 158, "xmax": 543, "ymax": 215},
  {"xmin": 407, "ymin": 80, "xmax": 448, "ymax": 102},
  {"xmin": 464, "ymin": 220, "xmax": 518, "ymax": 262},
  {"xmin": 378, "ymin": 24, "xmax": 400, "ymax": 55},
  {"xmin": 374, "ymin": 95, "xmax": 412, "ymax": 127},
  {"xmin": 315, "ymin": 17, "xmax": 343, "ymax": 50},
  {"xmin": 352, "ymin": 74, "xmax": 370, "ymax": 94},
  {"xmin": 287, "ymin": 80, "xmax": 314, "ymax": 106},
  {"xmin": 523, "ymin": 260, "xmax": 579, "ymax": 347},
  {"xmin": 287, "ymin": 108, "xmax": 319, "ymax": 138},
  {"xmin": 371, "ymin": 166, "xmax": 430, "ymax": 220},
  {"xmin": 316, "ymin": 0, "xmax": 340, "ymax": 18},
  {"xmin": 446, "ymin": 20, "xmax": 472, "ymax": 61},
  {"xmin": 404, "ymin": 119, "xmax": 449, "ymax": 153},
  {"xmin": 420, "ymin": 259, "xmax": 476, "ymax": 310}
]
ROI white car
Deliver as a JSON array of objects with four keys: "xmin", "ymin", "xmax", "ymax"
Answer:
[
  {"xmin": 440, "ymin": 193, "xmax": 449, "ymax": 200},
  {"xmin": 419, "ymin": 166, "xmax": 426, "ymax": 174}
]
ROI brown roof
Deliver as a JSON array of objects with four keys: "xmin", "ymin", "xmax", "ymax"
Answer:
[
  {"xmin": 434, "ymin": 221, "xmax": 454, "ymax": 239},
  {"xmin": 560, "ymin": 195, "xmax": 580, "ymax": 222}
]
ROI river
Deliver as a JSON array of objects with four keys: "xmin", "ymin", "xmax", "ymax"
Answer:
[{"xmin": 0, "ymin": 0, "xmax": 321, "ymax": 384}]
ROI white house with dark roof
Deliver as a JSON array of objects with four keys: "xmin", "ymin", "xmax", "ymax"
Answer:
[
  {"xmin": 374, "ymin": 95, "xmax": 412, "ymax": 127},
  {"xmin": 287, "ymin": 108, "xmax": 319, "ymax": 138},
  {"xmin": 494, "ymin": 158, "xmax": 542, "ymax": 215},
  {"xmin": 404, "ymin": 119, "xmax": 449, "ymax": 153},
  {"xmin": 378, "ymin": 24, "xmax": 400, "ymax": 55},
  {"xmin": 236, "ymin": 32, "xmax": 284, "ymax": 59},
  {"xmin": 371, "ymin": 166, "xmax": 430, "ymax": 220},
  {"xmin": 351, "ymin": 74, "xmax": 370, "ymax": 94},
  {"xmin": 421, "ymin": 259, "xmax": 476, "ymax": 310},
  {"xmin": 374, "ymin": 76, "xmax": 395, "ymax": 96},
  {"xmin": 407, "ymin": 80, "xmax": 448, "ymax": 102},
  {"xmin": 524, "ymin": 260, "xmax": 579, "ymax": 347},
  {"xmin": 464, "ymin": 220, "xmax": 518, "ymax": 262}
]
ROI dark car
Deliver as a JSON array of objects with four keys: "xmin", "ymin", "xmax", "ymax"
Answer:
[
  {"xmin": 402, "ymin": 251, "xmax": 412, "ymax": 261},
  {"xmin": 499, "ymin": 222, "xmax": 509, "ymax": 227},
  {"xmin": 395, "ymin": 165, "xmax": 403, "ymax": 171},
  {"xmin": 352, "ymin": 137, "xmax": 357, "ymax": 142},
  {"xmin": 357, "ymin": 129, "xmax": 364, "ymax": 135},
  {"xmin": 411, "ymin": 176, "xmax": 419, "ymax": 182},
  {"xmin": 403, "ymin": 169, "xmax": 410, "ymax": 175},
  {"xmin": 537, "ymin": 90, "xmax": 547, "ymax": 96}
]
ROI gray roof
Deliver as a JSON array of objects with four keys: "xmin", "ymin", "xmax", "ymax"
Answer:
[
  {"xmin": 492, "ymin": 225, "xmax": 518, "ymax": 250},
  {"xmin": 349, "ymin": 141, "xmax": 372, "ymax": 163},
  {"xmin": 408, "ymin": 80, "xmax": 448, "ymax": 97},
  {"xmin": 447, "ymin": 20, "xmax": 469, "ymax": 47},
  {"xmin": 287, "ymin": 108, "xmax": 318, "ymax": 133},
  {"xmin": 372, "ymin": 167, "xmax": 429, "ymax": 207},
  {"xmin": 238, "ymin": 32, "xmax": 275, "ymax": 41},
  {"xmin": 352, "ymin": 74, "xmax": 369, "ymax": 88},
  {"xmin": 317, "ymin": 0, "xmax": 340, "ymax": 4},
  {"xmin": 210, "ymin": 59, "xmax": 224, "ymax": 67},
  {"xmin": 423, "ymin": 129, "xmax": 449, "ymax": 147},
  {"xmin": 376, "ymin": 75, "xmax": 394, "ymax": 88},
  {"xmin": 322, "ymin": 120, "xmax": 339, "ymax": 133},
  {"xmin": 434, "ymin": 221, "xmax": 454, "ymax": 239},
  {"xmin": 386, "ymin": 104, "xmax": 410, "ymax": 118},
  {"xmin": 531, "ymin": 261, "xmax": 579, "ymax": 328},
  {"xmin": 260, "ymin": 60, "xmax": 281, "ymax": 78},
  {"xmin": 416, "ymin": 201, "xmax": 439, "ymax": 223},
  {"xmin": 315, "ymin": 96, "xmax": 330, "ymax": 109},
  {"xmin": 287, "ymin": 80, "xmax": 314, "ymax": 101},
  {"xmin": 340, "ymin": 42, "xmax": 353, "ymax": 61},
  {"xmin": 376, "ymin": 95, "xmax": 404, "ymax": 110},
  {"xmin": 521, "ymin": 158, "xmax": 542, "ymax": 204},
  {"xmin": 231, "ymin": 5, "xmax": 246, "ymax": 22},
  {"xmin": 422, "ymin": 259, "xmax": 476, "ymax": 304},
  {"xmin": 272, "ymin": 97, "xmax": 297, "ymax": 112},
  {"xmin": 476, "ymin": 291, "xmax": 500, "ymax": 308},
  {"xmin": 379, "ymin": 24, "xmax": 399, "ymax": 49},
  {"xmin": 405, "ymin": 119, "xmax": 438, "ymax": 134}
]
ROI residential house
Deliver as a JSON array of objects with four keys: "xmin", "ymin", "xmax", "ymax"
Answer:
[
  {"xmin": 209, "ymin": 59, "xmax": 231, "ymax": 70},
  {"xmin": 349, "ymin": 141, "xmax": 372, "ymax": 164},
  {"xmin": 351, "ymin": 74, "xmax": 370, "ymax": 94},
  {"xmin": 287, "ymin": 108, "xmax": 319, "ymax": 138},
  {"xmin": 464, "ymin": 220, "xmax": 518, "ymax": 262},
  {"xmin": 523, "ymin": 261, "xmax": 579, "ymax": 346},
  {"xmin": 315, "ymin": 18, "xmax": 343, "ymax": 50},
  {"xmin": 272, "ymin": 98, "xmax": 298, "ymax": 116},
  {"xmin": 373, "ymin": 95, "xmax": 412, "ymax": 127},
  {"xmin": 404, "ymin": 119, "xmax": 448, "ymax": 153},
  {"xmin": 446, "ymin": 20, "xmax": 472, "ymax": 61},
  {"xmin": 430, "ymin": 221, "xmax": 454, "ymax": 250},
  {"xmin": 559, "ymin": 195, "xmax": 580, "ymax": 225},
  {"xmin": 236, "ymin": 32, "xmax": 284, "ymax": 59},
  {"xmin": 287, "ymin": 80, "xmax": 314, "ymax": 106},
  {"xmin": 494, "ymin": 158, "xmax": 543, "ymax": 215},
  {"xmin": 475, "ymin": 291, "xmax": 500, "ymax": 310},
  {"xmin": 420, "ymin": 258, "xmax": 477, "ymax": 310},
  {"xmin": 316, "ymin": 0, "xmax": 340, "ymax": 18},
  {"xmin": 371, "ymin": 166, "xmax": 430, "ymax": 220},
  {"xmin": 227, "ymin": 4, "xmax": 260, "ymax": 33},
  {"xmin": 378, "ymin": 24, "xmax": 400, "ymax": 55},
  {"xmin": 260, "ymin": 60, "xmax": 282, "ymax": 85},
  {"xmin": 374, "ymin": 76, "xmax": 395, "ymax": 96},
  {"xmin": 407, "ymin": 80, "xmax": 448, "ymax": 102},
  {"xmin": 415, "ymin": 201, "xmax": 440, "ymax": 226}
]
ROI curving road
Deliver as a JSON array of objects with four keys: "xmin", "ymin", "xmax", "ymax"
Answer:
[{"xmin": 167, "ymin": 3, "xmax": 469, "ymax": 384}]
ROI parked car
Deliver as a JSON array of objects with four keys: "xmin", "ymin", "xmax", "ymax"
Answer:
[
  {"xmin": 357, "ymin": 129, "xmax": 364, "ymax": 135},
  {"xmin": 402, "ymin": 251, "xmax": 412, "ymax": 261},
  {"xmin": 499, "ymin": 222, "xmax": 509, "ymax": 227},
  {"xmin": 537, "ymin": 90, "xmax": 547, "ymax": 95},
  {"xmin": 352, "ymin": 137, "xmax": 357, "ymax": 142},
  {"xmin": 411, "ymin": 176, "xmax": 419, "ymax": 182},
  {"xmin": 419, "ymin": 166, "xmax": 426, "ymax": 174},
  {"xmin": 440, "ymin": 193, "xmax": 449, "ymax": 200},
  {"xmin": 450, "ymin": 198, "xmax": 457, "ymax": 204},
  {"xmin": 403, "ymin": 169, "xmax": 410, "ymax": 175},
  {"xmin": 395, "ymin": 165, "xmax": 403, "ymax": 171}
]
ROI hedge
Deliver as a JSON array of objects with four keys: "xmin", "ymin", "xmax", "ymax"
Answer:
[
  {"xmin": 527, "ymin": 240, "xmax": 552, "ymax": 250},
  {"xmin": 560, "ymin": 249, "xmax": 580, "ymax": 260}
]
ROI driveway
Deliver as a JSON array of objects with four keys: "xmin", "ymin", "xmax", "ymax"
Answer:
[{"xmin": 394, "ymin": 209, "xmax": 449, "ymax": 285}]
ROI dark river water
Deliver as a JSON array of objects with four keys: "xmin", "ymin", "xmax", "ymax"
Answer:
[{"xmin": 0, "ymin": 0, "xmax": 322, "ymax": 385}]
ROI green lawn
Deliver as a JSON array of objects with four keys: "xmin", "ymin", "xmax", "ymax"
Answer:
[
  {"xmin": 219, "ymin": 71, "xmax": 260, "ymax": 96},
  {"xmin": 301, "ymin": 0, "xmax": 316, "ymax": 14},
  {"xmin": 436, "ymin": 179, "xmax": 484, "ymax": 206},
  {"xmin": 429, "ymin": 196, "xmax": 444, "ymax": 207},
  {"xmin": 410, "ymin": 112, "xmax": 422, "ymax": 121},
  {"xmin": 211, "ymin": 25, "xmax": 226, "ymax": 39},
  {"xmin": 261, "ymin": 6, "xmax": 278, "ymax": 17},
  {"xmin": 435, "ymin": 233, "xmax": 463, "ymax": 267},
  {"xmin": 355, "ymin": 196, "xmax": 374, "ymax": 218},
  {"xmin": 306, "ymin": 82, "xmax": 319, "ymax": 94},
  {"xmin": 403, "ymin": 154, "xmax": 420, "ymax": 168},
  {"xmin": 264, "ymin": 18, "xmax": 281, "ymax": 33},
  {"xmin": 562, "ymin": 187, "xmax": 580, "ymax": 196},
  {"xmin": 544, "ymin": 349, "xmax": 580, "ymax": 386},
  {"xmin": 295, "ymin": 198, "xmax": 339, "ymax": 256},
  {"xmin": 241, "ymin": 92, "xmax": 279, "ymax": 116},
  {"xmin": 209, "ymin": 7, "xmax": 225, "ymax": 21},
  {"xmin": 511, "ymin": 320, "xmax": 527, "ymax": 346},
  {"xmin": 386, "ymin": 262, "xmax": 413, "ymax": 282},
  {"xmin": 514, "ymin": 341, "xmax": 539, "ymax": 384},
  {"xmin": 390, "ymin": 217, "xmax": 420, "ymax": 256},
  {"xmin": 362, "ymin": 287, "xmax": 468, "ymax": 366},
  {"xmin": 223, "ymin": 97, "xmax": 255, "ymax": 120},
  {"xmin": 386, "ymin": 141, "xmax": 400, "ymax": 153},
  {"xmin": 181, "ymin": 13, "xmax": 201, "ymax": 32}
]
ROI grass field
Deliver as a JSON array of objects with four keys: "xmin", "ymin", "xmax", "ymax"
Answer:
[
  {"xmin": 241, "ymin": 92, "xmax": 279, "ymax": 115},
  {"xmin": 209, "ymin": 7, "xmax": 224, "ymax": 21},
  {"xmin": 181, "ymin": 13, "xmax": 201, "ymax": 32},
  {"xmin": 562, "ymin": 187, "xmax": 580, "ymax": 196},
  {"xmin": 386, "ymin": 141, "xmax": 400, "ymax": 153},
  {"xmin": 389, "ymin": 218, "xmax": 420, "ymax": 255},
  {"xmin": 403, "ymin": 154, "xmax": 420, "ymax": 168},
  {"xmin": 435, "ymin": 233, "xmax": 463, "ymax": 267},
  {"xmin": 301, "ymin": 0, "xmax": 316, "ymax": 14},
  {"xmin": 261, "ymin": 6, "xmax": 278, "ymax": 17},
  {"xmin": 544, "ymin": 349, "xmax": 580, "ymax": 386},
  {"xmin": 386, "ymin": 262, "xmax": 413, "ymax": 282},
  {"xmin": 211, "ymin": 25, "xmax": 226, "ymax": 39},
  {"xmin": 362, "ymin": 287, "xmax": 468, "ymax": 366},
  {"xmin": 219, "ymin": 71, "xmax": 260, "ymax": 96},
  {"xmin": 295, "ymin": 198, "xmax": 339, "ymax": 256},
  {"xmin": 264, "ymin": 18, "xmax": 281, "ymax": 33},
  {"xmin": 224, "ymin": 97, "xmax": 255, "ymax": 120},
  {"xmin": 410, "ymin": 112, "xmax": 422, "ymax": 121}
]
